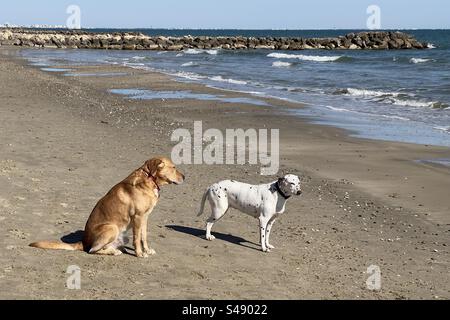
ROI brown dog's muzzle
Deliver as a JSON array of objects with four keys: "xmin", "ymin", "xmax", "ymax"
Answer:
[{"xmin": 173, "ymin": 172, "xmax": 185, "ymax": 185}]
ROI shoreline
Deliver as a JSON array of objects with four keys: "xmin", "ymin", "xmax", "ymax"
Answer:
[
  {"xmin": 0, "ymin": 47, "xmax": 449, "ymax": 299},
  {"xmin": 18, "ymin": 44, "xmax": 450, "ymax": 149}
]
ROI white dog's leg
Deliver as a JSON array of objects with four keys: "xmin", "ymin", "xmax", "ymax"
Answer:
[
  {"xmin": 265, "ymin": 217, "xmax": 277, "ymax": 249},
  {"xmin": 259, "ymin": 216, "xmax": 271, "ymax": 252},
  {"xmin": 206, "ymin": 207, "xmax": 228, "ymax": 240},
  {"xmin": 206, "ymin": 219, "xmax": 216, "ymax": 241},
  {"xmin": 205, "ymin": 187, "xmax": 229, "ymax": 241}
]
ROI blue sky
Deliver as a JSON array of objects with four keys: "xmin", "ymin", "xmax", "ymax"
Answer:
[{"xmin": 1, "ymin": 0, "xmax": 449, "ymax": 29}]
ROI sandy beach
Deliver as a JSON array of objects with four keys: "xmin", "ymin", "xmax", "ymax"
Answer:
[{"xmin": 0, "ymin": 47, "xmax": 449, "ymax": 299}]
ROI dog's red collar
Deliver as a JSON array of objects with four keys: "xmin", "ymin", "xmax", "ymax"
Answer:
[
  {"xmin": 149, "ymin": 176, "xmax": 161, "ymax": 191},
  {"xmin": 142, "ymin": 169, "xmax": 161, "ymax": 194}
]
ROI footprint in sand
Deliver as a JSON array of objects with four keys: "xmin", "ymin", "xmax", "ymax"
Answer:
[
  {"xmin": 0, "ymin": 159, "xmax": 17, "ymax": 175},
  {"xmin": 0, "ymin": 197, "xmax": 11, "ymax": 208},
  {"xmin": 8, "ymin": 229, "xmax": 29, "ymax": 240}
]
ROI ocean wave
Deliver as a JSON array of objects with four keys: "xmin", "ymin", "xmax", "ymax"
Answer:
[
  {"xmin": 325, "ymin": 106, "xmax": 410, "ymax": 121},
  {"xmin": 181, "ymin": 61, "xmax": 199, "ymax": 67},
  {"xmin": 391, "ymin": 99, "xmax": 447, "ymax": 109},
  {"xmin": 339, "ymin": 88, "xmax": 401, "ymax": 98},
  {"xmin": 434, "ymin": 126, "xmax": 450, "ymax": 133},
  {"xmin": 325, "ymin": 106, "xmax": 353, "ymax": 113},
  {"xmin": 337, "ymin": 88, "xmax": 448, "ymax": 109},
  {"xmin": 184, "ymin": 48, "xmax": 219, "ymax": 55},
  {"xmin": 267, "ymin": 52, "xmax": 342, "ymax": 62},
  {"xmin": 272, "ymin": 61, "xmax": 293, "ymax": 68},
  {"xmin": 210, "ymin": 75, "xmax": 247, "ymax": 85},
  {"xmin": 205, "ymin": 85, "xmax": 265, "ymax": 96},
  {"xmin": 132, "ymin": 56, "xmax": 147, "ymax": 60},
  {"xmin": 171, "ymin": 71, "xmax": 206, "ymax": 81},
  {"xmin": 123, "ymin": 62, "xmax": 145, "ymax": 67},
  {"xmin": 427, "ymin": 43, "xmax": 436, "ymax": 49},
  {"xmin": 410, "ymin": 58, "xmax": 433, "ymax": 64},
  {"xmin": 379, "ymin": 114, "xmax": 410, "ymax": 121}
]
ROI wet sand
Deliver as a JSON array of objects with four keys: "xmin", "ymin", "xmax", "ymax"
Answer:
[{"xmin": 0, "ymin": 47, "xmax": 449, "ymax": 299}]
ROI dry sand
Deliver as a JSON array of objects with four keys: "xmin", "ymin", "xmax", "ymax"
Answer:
[{"xmin": 0, "ymin": 47, "xmax": 449, "ymax": 299}]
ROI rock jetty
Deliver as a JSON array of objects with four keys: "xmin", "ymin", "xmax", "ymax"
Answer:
[{"xmin": 0, "ymin": 28, "xmax": 428, "ymax": 50}]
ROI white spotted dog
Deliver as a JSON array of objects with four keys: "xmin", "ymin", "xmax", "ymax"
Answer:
[{"xmin": 197, "ymin": 174, "xmax": 302, "ymax": 252}]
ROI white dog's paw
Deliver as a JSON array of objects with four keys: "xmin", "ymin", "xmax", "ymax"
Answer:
[
  {"xmin": 262, "ymin": 247, "xmax": 271, "ymax": 253},
  {"xmin": 266, "ymin": 244, "xmax": 275, "ymax": 250},
  {"xmin": 206, "ymin": 234, "xmax": 216, "ymax": 241},
  {"xmin": 144, "ymin": 247, "xmax": 156, "ymax": 256}
]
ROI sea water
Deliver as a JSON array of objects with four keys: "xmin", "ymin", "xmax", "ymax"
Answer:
[{"xmin": 21, "ymin": 29, "xmax": 450, "ymax": 147}]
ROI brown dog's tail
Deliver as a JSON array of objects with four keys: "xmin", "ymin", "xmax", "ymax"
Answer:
[{"xmin": 29, "ymin": 241, "xmax": 84, "ymax": 251}]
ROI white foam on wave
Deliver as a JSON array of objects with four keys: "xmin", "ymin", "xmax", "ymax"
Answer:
[
  {"xmin": 123, "ymin": 62, "xmax": 145, "ymax": 67},
  {"xmin": 184, "ymin": 48, "xmax": 219, "ymax": 55},
  {"xmin": 379, "ymin": 114, "xmax": 410, "ymax": 121},
  {"xmin": 205, "ymin": 85, "xmax": 264, "ymax": 96},
  {"xmin": 171, "ymin": 71, "xmax": 206, "ymax": 81},
  {"xmin": 434, "ymin": 126, "xmax": 450, "ymax": 133},
  {"xmin": 210, "ymin": 75, "xmax": 247, "ymax": 85},
  {"xmin": 267, "ymin": 52, "xmax": 342, "ymax": 62},
  {"xmin": 410, "ymin": 58, "xmax": 432, "ymax": 64},
  {"xmin": 325, "ymin": 105, "xmax": 410, "ymax": 121},
  {"xmin": 272, "ymin": 61, "xmax": 293, "ymax": 68},
  {"xmin": 181, "ymin": 61, "xmax": 198, "ymax": 67},
  {"xmin": 132, "ymin": 56, "xmax": 146, "ymax": 60},
  {"xmin": 121, "ymin": 62, "xmax": 152, "ymax": 72},
  {"xmin": 343, "ymin": 88, "xmax": 443, "ymax": 109},
  {"xmin": 427, "ymin": 43, "xmax": 436, "ymax": 49},
  {"xmin": 344, "ymin": 88, "xmax": 400, "ymax": 98},
  {"xmin": 391, "ymin": 98, "xmax": 437, "ymax": 108},
  {"xmin": 325, "ymin": 105, "xmax": 353, "ymax": 112}
]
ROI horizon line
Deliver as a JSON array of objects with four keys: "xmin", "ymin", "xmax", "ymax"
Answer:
[{"xmin": 2, "ymin": 25, "xmax": 450, "ymax": 31}]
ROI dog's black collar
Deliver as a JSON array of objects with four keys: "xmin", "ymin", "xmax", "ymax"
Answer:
[{"xmin": 275, "ymin": 182, "xmax": 291, "ymax": 200}]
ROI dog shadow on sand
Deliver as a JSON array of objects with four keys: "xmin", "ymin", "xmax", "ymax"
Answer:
[
  {"xmin": 61, "ymin": 230, "xmax": 84, "ymax": 244},
  {"xmin": 166, "ymin": 225, "xmax": 261, "ymax": 252},
  {"xmin": 60, "ymin": 230, "xmax": 137, "ymax": 256},
  {"xmin": 60, "ymin": 227, "xmax": 261, "ymax": 253}
]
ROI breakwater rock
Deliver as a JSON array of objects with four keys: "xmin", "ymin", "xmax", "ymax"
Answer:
[{"xmin": 0, "ymin": 29, "xmax": 428, "ymax": 50}]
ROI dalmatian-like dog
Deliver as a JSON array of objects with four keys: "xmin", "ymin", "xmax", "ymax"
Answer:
[{"xmin": 197, "ymin": 174, "xmax": 302, "ymax": 252}]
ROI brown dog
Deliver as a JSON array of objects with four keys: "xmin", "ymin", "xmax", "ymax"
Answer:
[{"xmin": 30, "ymin": 157, "xmax": 184, "ymax": 258}]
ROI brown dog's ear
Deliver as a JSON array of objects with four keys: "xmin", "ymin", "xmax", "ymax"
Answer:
[{"xmin": 144, "ymin": 158, "xmax": 165, "ymax": 177}]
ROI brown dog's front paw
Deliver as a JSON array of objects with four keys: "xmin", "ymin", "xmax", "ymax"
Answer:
[{"xmin": 136, "ymin": 251, "xmax": 149, "ymax": 258}]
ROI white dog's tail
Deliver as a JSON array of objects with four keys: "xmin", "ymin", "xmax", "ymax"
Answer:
[{"xmin": 197, "ymin": 189, "xmax": 209, "ymax": 216}]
